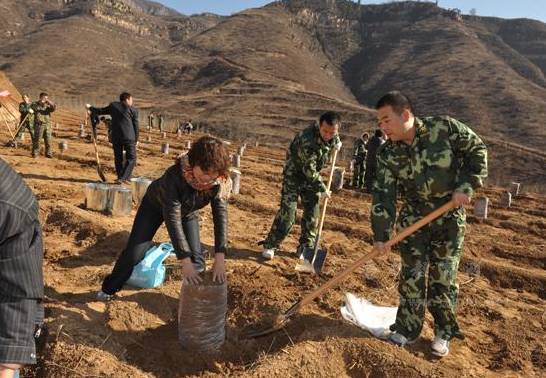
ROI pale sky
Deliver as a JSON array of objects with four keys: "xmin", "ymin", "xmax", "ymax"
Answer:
[{"xmin": 158, "ymin": 0, "xmax": 546, "ymax": 22}]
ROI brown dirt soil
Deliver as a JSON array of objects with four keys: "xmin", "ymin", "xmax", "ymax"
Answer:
[{"xmin": 1, "ymin": 118, "xmax": 545, "ymax": 377}]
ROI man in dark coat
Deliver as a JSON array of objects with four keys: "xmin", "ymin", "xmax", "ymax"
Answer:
[
  {"xmin": 89, "ymin": 92, "xmax": 139, "ymax": 184},
  {"xmin": 364, "ymin": 129, "xmax": 386, "ymax": 192}
]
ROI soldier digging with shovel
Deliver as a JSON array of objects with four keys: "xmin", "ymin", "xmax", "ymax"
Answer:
[{"xmin": 259, "ymin": 111, "xmax": 342, "ymax": 271}]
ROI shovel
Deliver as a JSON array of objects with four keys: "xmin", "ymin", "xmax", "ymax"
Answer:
[
  {"xmin": 248, "ymin": 200, "xmax": 456, "ymax": 338},
  {"xmin": 7, "ymin": 113, "xmax": 30, "ymax": 147},
  {"xmin": 88, "ymin": 109, "xmax": 107, "ymax": 182},
  {"xmin": 295, "ymin": 147, "xmax": 340, "ymax": 274}
]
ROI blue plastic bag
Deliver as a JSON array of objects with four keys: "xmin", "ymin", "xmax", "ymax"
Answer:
[{"xmin": 127, "ymin": 243, "xmax": 175, "ymax": 289}]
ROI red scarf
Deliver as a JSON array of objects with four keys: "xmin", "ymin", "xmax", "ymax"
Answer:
[
  {"xmin": 182, "ymin": 165, "xmax": 218, "ymax": 192},
  {"xmin": 178, "ymin": 155, "xmax": 231, "ymax": 197}
]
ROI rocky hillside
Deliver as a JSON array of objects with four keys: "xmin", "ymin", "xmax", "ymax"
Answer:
[
  {"xmin": 0, "ymin": 0, "xmax": 545, "ymax": 189},
  {"xmin": 0, "ymin": 0, "xmax": 223, "ymax": 100},
  {"xmin": 282, "ymin": 0, "xmax": 546, "ymax": 149}
]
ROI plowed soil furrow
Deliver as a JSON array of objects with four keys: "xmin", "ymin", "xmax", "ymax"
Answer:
[{"xmin": 0, "ymin": 124, "xmax": 543, "ymax": 378}]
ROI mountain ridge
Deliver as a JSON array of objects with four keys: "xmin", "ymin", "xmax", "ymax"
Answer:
[{"xmin": 0, "ymin": 0, "xmax": 544, "ymax": 187}]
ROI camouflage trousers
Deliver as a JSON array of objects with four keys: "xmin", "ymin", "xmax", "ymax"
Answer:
[
  {"xmin": 390, "ymin": 207, "xmax": 466, "ymax": 341},
  {"xmin": 32, "ymin": 123, "xmax": 52, "ymax": 156},
  {"xmin": 352, "ymin": 159, "xmax": 366, "ymax": 189},
  {"xmin": 15, "ymin": 122, "xmax": 34, "ymax": 140},
  {"xmin": 263, "ymin": 176, "xmax": 320, "ymax": 251}
]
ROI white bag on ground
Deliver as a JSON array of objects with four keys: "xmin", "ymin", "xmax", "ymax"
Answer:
[{"xmin": 340, "ymin": 293, "xmax": 398, "ymax": 339}]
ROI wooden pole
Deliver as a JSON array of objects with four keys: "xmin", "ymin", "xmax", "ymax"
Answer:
[{"xmin": 288, "ymin": 200, "xmax": 456, "ymax": 316}]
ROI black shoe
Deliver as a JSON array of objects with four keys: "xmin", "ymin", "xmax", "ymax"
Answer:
[{"xmin": 45, "ymin": 154, "xmax": 53, "ymax": 159}]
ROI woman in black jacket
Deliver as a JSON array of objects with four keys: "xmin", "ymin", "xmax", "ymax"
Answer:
[{"xmin": 97, "ymin": 136, "xmax": 231, "ymax": 300}]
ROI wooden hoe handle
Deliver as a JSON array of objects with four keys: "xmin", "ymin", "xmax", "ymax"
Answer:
[{"xmin": 289, "ymin": 200, "xmax": 456, "ymax": 314}]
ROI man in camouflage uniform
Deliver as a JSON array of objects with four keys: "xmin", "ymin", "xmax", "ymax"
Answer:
[
  {"xmin": 351, "ymin": 132, "xmax": 368, "ymax": 189},
  {"xmin": 260, "ymin": 112, "xmax": 342, "ymax": 260},
  {"xmin": 14, "ymin": 94, "xmax": 35, "ymax": 142},
  {"xmin": 31, "ymin": 93, "xmax": 56, "ymax": 158},
  {"xmin": 371, "ymin": 91, "xmax": 487, "ymax": 357}
]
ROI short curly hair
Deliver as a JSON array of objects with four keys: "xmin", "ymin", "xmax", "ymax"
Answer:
[{"xmin": 187, "ymin": 136, "xmax": 231, "ymax": 177}]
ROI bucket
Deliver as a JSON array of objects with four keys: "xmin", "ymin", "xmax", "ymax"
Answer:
[
  {"xmin": 79, "ymin": 124, "xmax": 86, "ymax": 138},
  {"xmin": 162, "ymin": 132, "xmax": 167, "ymax": 139},
  {"xmin": 130, "ymin": 177, "xmax": 152, "ymax": 205},
  {"xmin": 161, "ymin": 143, "xmax": 169, "ymax": 155},
  {"xmin": 510, "ymin": 182, "xmax": 520, "ymax": 197},
  {"xmin": 85, "ymin": 183, "xmax": 109, "ymax": 211},
  {"xmin": 230, "ymin": 169, "xmax": 241, "ymax": 194},
  {"xmin": 178, "ymin": 274, "xmax": 227, "ymax": 353},
  {"xmin": 107, "ymin": 187, "xmax": 133, "ymax": 216},
  {"xmin": 106, "ymin": 185, "xmax": 121, "ymax": 209},
  {"xmin": 59, "ymin": 140, "xmax": 68, "ymax": 154},
  {"xmin": 232, "ymin": 154, "xmax": 241, "ymax": 168},
  {"xmin": 500, "ymin": 191, "xmax": 512, "ymax": 208}
]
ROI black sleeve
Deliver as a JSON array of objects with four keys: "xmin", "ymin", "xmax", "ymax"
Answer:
[
  {"xmin": 132, "ymin": 108, "xmax": 139, "ymax": 141},
  {"xmin": 161, "ymin": 178, "xmax": 192, "ymax": 259},
  {"xmin": 91, "ymin": 104, "xmax": 112, "ymax": 116},
  {"xmin": 211, "ymin": 191, "xmax": 228, "ymax": 254},
  {"xmin": 0, "ymin": 206, "xmax": 44, "ymax": 299}
]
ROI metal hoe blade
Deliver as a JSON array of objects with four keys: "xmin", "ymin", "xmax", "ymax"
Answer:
[{"xmin": 246, "ymin": 301, "xmax": 302, "ymax": 338}]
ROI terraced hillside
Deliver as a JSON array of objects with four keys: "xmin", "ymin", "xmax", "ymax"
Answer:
[{"xmin": 2, "ymin": 0, "xmax": 545, "ymax": 190}]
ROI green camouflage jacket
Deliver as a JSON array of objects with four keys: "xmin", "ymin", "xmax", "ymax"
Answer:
[
  {"xmin": 32, "ymin": 101, "xmax": 56, "ymax": 126},
  {"xmin": 19, "ymin": 102, "xmax": 34, "ymax": 125},
  {"xmin": 353, "ymin": 138, "xmax": 367, "ymax": 161},
  {"xmin": 284, "ymin": 122, "xmax": 341, "ymax": 193},
  {"xmin": 372, "ymin": 116, "xmax": 488, "ymax": 242}
]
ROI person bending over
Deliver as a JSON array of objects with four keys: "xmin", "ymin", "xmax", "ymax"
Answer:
[{"xmin": 97, "ymin": 136, "xmax": 231, "ymax": 300}]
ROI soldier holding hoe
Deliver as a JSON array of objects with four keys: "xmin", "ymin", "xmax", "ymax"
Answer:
[
  {"xmin": 12, "ymin": 94, "xmax": 35, "ymax": 145},
  {"xmin": 371, "ymin": 91, "xmax": 487, "ymax": 357}
]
